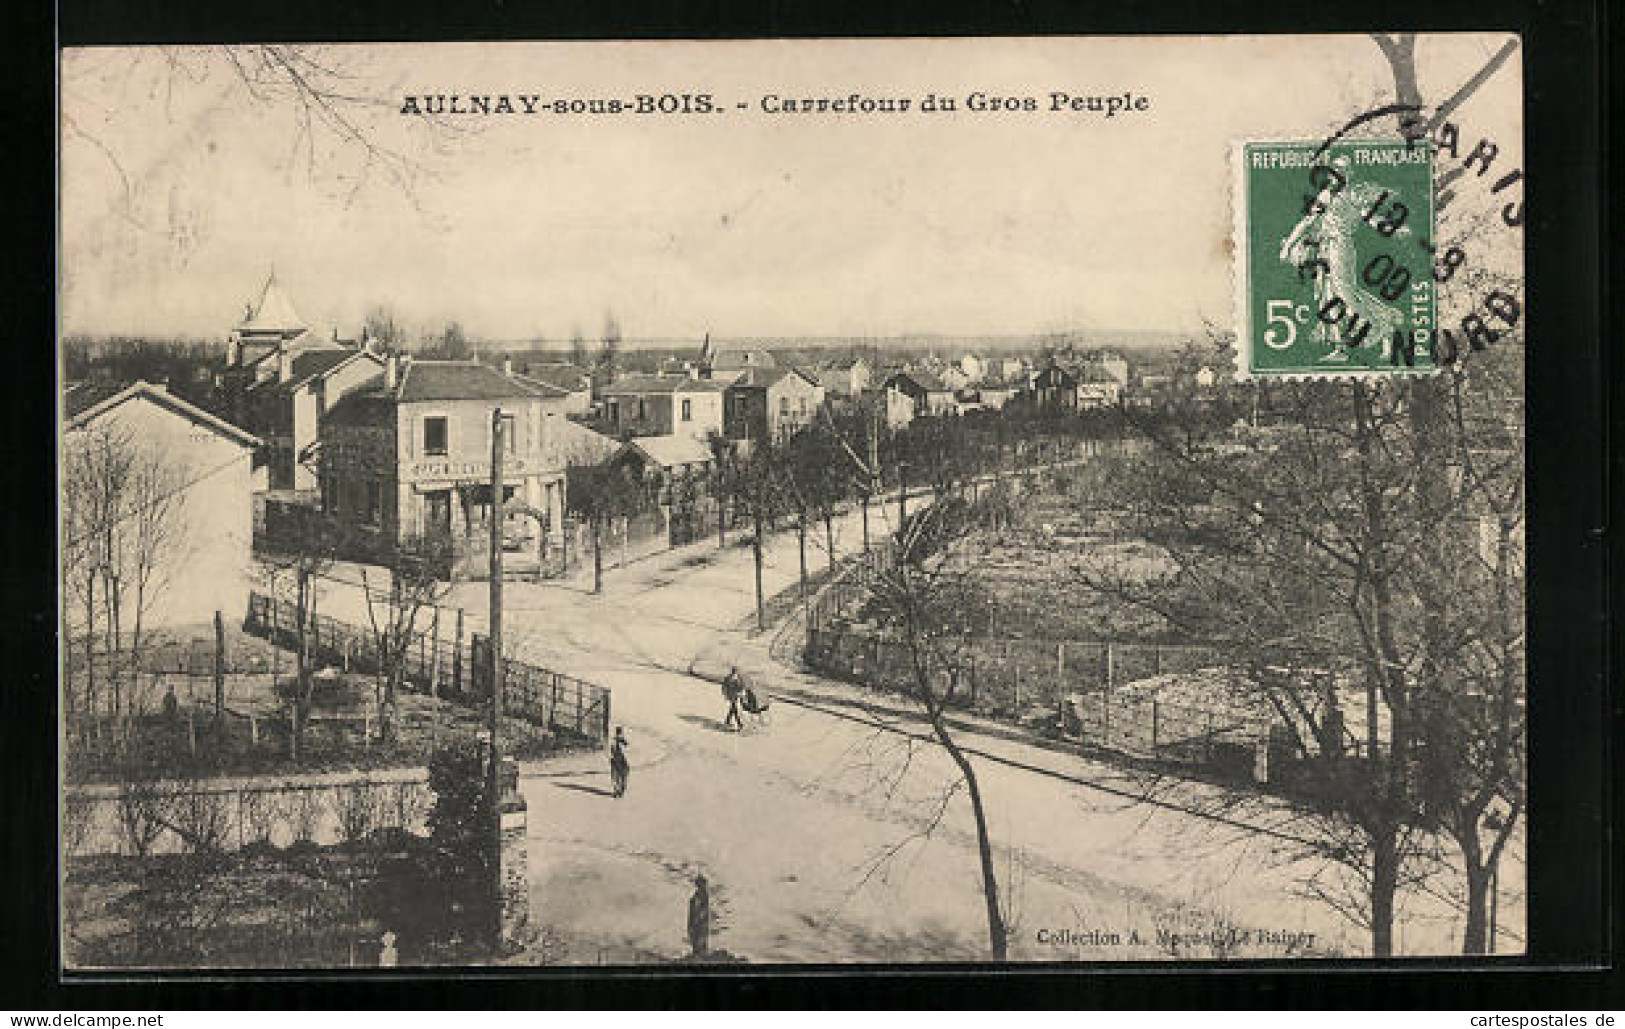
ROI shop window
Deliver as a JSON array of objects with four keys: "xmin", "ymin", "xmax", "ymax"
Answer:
[
  {"xmin": 365, "ymin": 480, "xmax": 383, "ymax": 526},
  {"xmin": 681, "ymin": 398, "xmax": 692, "ymax": 421},
  {"xmin": 423, "ymin": 415, "xmax": 448, "ymax": 455}
]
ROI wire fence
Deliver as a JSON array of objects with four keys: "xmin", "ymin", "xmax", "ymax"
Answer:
[{"xmin": 799, "ymin": 536, "xmax": 1285, "ymax": 780}]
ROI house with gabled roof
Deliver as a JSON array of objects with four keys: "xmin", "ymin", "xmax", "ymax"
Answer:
[
  {"xmin": 63, "ymin": 380, "xmax": 261, "ymax": 626},
  {"xmin": 723, "ymin": 366, "xmax": 826, "ymax": 442},
  {"xmin": 318, "ymin": 355, "xmax": 578, "ymax": 578},
  {"xmin": 218, "ymin": 271, "xmax": 385, "ymax": 492},
  {"xmin": 514, "ymin": 360, "xmax": 593, "ymax": 414},
  {"xmin": 881, "ymin": 370, "xmax": 957, "ymax": 426},
  {"xmin": 599, "ymin": 374, "xmax": 727, "ymax": 442}
]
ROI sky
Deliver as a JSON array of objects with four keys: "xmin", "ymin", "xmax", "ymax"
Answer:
[{"xmin": 58, "ymin": 35, "xmax": 1522, "ymax": 344}]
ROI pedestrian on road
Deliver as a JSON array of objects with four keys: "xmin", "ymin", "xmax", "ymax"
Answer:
[
  {"xmin": 609, "ymin": 726, "xmax": 630, "ymax": 798},
  {"xmin": 722, "ymin": 667, "xmax": 746, "ymax": 732},
  {"xmin": 687, "ymin": 874, "xmax": 711, "ymax": 958}
]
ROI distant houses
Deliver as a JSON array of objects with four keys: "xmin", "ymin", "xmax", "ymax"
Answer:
[
  {"xmin": 723, "ymin": 367, "xmax": 826, "ymax": 442},
  {"xmin": 881, "ymin": 370, "xmax": 956, "ymax": 428},
  {"xmin": 598, "ymin": 375, "xmax": 727, "ymax": 442}
]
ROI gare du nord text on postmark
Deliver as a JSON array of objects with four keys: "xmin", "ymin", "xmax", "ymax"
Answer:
[{"xmin": 1236, "ymin": 139, "xmax": 1437, "ymax": 379}]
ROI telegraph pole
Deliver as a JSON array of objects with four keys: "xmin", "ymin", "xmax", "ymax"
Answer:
[{"xmin": 487, "ymin": 407, "xmax": 505, "ymax": 952}]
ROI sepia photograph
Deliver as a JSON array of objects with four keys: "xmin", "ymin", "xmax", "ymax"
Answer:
[{"xmin": 56, "ymin": 33, "xmax": 1528, "ymax": 969}]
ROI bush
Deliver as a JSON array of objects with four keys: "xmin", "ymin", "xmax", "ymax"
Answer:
[{"xmin": 426, "ymin": 737, "xmax": 495, "ymax": 944}]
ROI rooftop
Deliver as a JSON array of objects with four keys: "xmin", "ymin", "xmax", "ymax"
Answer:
[
  {"xmin": 601, "ymin": 374, "xmax": 728, "ymax": 395},
  {"xmin": 64, "ymin": 380, "xmax": 261, "ymax": 449},
  {"xmin": 515, "ymin": 361, "xmax": 591, "ymax": 392},
  {"xmin": 236, "ymin": 272, "xmax": 307, "ymax": 336},
  {"xmin": 398, "ymin": 360, "xmax": 554, "ymax": 403},
  {"xmin": 622, "ymin": 434, "xmax": 715, "ymax": 469}
]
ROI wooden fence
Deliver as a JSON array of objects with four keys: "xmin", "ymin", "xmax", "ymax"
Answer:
[{"xmin": 243, "ymin": 592, "xmax": 612, "ymax": 748}]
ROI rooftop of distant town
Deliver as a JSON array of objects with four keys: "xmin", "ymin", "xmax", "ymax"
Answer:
[{"xmin": 600, "ymin": 374, "xmax": 728, "ymax": 395}]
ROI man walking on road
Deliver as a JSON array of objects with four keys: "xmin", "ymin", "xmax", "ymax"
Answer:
[
  {"xmin": 687, "ymin": 874, "xmax": 712, "ymax": 958},
  {"xmin": 722, "ymin": 668, "xmax": 746, "ymax": 732},
  {"xmin": 609, "ymin": 726, "xmax": 630, "ymax": 797}
]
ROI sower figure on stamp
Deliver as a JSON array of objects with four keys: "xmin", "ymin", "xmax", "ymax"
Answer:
[
  {"xmin": 687, "ymin": 874, "xmax": 712, "ymax": 958},
  {"xmin": 1279, "ymin": 153, "xmax": 1408, "ymax": 363},
  {"xmin": 609, "ymin": 725, "xmax": 630, "ymax": 798}
]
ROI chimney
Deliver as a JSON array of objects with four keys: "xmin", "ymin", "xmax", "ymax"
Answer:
[
  {"xmin": 277, "ymin": 343, "xmax": 293, "ymax": 384},
  {"xmin": 385, "ymin": 353, "xmax": 399, "ymax": 391},
  {"xmin": 226, "ymin": 335, "xmax": 240, "ymax": 368}
]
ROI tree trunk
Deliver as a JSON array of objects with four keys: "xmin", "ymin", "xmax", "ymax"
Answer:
[
  {"xmin": 860, "ymin": 496, "xmax": 870, "ymax": 552},
  {"xmin": 213, "ymin": 610, "xmax": 226, "ymax": 724},
  {"xmin": 797, "ymin": 515, "xmax": 808, "ymax": 600},
  {"xmin": 592, "ymin": 518, "xmax": 603, "ymax": 594},
  {"xmin": 1461, "ymin": 848, "xmax": 1491, "ymax": 955},
  {"xmin": 824, "ymin": 511, "xmax": 836, "ymax": 574},
  {"xmin": 1370, "ymin": 831, "xmax": 1398, "ymax": 958},
  {"xmin": 938, "ymin": 724, "xmax": 1008, "ymax": 960},
  {"xmin": 753, "ymin": 510, "xmax": 766, "ymax": 631}
]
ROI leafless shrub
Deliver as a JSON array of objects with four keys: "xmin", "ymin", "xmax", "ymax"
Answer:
[
  {"xmin": 332, "ymin": 781, "xmax": 383, "ymax": 843},
  {"xmin": 62, "ymin": 792, "xmax": 98, "ymax": 859},
  {"xmin": 238, "ymin": 788, "xmax": 280, "ymax": 847},
  {"xmin": 171, "ymin": 788, "xmax": 232, "ymax": 855},
  {"xmin": 383, "ymin": 780, "xmax": 431, "ymax": 833},
  {"xmin": 288, "ymin": 788, "xmax": 323, "ymax": 845}
]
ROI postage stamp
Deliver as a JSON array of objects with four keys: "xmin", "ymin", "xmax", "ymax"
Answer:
[{"xmin": 1234, "ymin": 139, "xmax": 1437, "ymax": 378}]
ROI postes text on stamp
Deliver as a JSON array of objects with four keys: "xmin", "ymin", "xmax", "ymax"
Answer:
[{"xmin": 1236, "ymin": 139, "xmax": 1436, "ymax": 378}]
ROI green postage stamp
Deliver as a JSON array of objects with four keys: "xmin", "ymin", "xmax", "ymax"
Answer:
[{"xmin": 1235, "ymin": 139, "xmax": 1437, "ymax": 378}]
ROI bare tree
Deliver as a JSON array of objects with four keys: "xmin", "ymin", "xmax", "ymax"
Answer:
[
  {"xmin": 360, "ymin": 534, "xmax": 455, "ymax": 743},
  {"xmin": 363, "ymin": 304, "xmax": 407, "ymax": 349},
  {"xmin": 568, "ymin": 326, "xmax": 588, "ymax": 369},
  {"xmin": 565, "ymin": 459, "xmax": 647, "ymax": 594},
  {"xmin": 61, "ymin": 420, "xmax": 187, "ymax": 738},
  {"xmin": 259, "ymin": 519, "xmax": 341, "ymax": 763},
  {"xmin": 860, "ymin": 494, "xmax": 1016, "ymax": 959}
]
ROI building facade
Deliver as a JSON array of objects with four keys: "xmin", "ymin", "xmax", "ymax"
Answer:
[
  {"xmin": 63, "ymin": 381, "xmax": 261, "ymax": 627},
  {"xmin": 724, "ymin": 367, "xmax": 826, "ymax": 442},
  {"xmin": 320, "ymin": 358, "xmax": 573, "ymax": 578},
  {"xmin": 599, "ymin": 375, "xmax": 727, "ymax": 441}
]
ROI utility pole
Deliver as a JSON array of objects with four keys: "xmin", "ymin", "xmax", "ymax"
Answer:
[
  {"xmin": 897, "ymin": 459, "xmax": 907, "ymax": 530},
  {"xmin": 487, "ymin": 407, "xmax": 505, "ymax": 953}
]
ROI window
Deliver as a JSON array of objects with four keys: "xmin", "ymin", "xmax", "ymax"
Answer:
[
  {"xmin": 681, "ymin": 398, "xmax": 692, "ymax": 421},
  {"xmin": 637, "ymin": 398, "xmax": 647, "ymax": 421},
  {"xmin": 779, "ymin": 397, "xmax": 790, "ymax": 416},
  {"xmin": 365, "ymin": 479, "xmax": 383, "ymax": 526},
  {"xmin": 500, "ymin": 413, "xmax": 517, "ymax": 454},
  {"xmin": 423, "ymin": 416, "xmax": 448, "ymax": 455}
]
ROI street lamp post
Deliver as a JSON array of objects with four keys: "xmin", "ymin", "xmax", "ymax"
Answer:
[{"xmin": 487, "ymin": 408, "xmax": 505, "ymax": 953}]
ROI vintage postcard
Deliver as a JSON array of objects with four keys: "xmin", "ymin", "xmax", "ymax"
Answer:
[{"xmin": 57, "ymin": 34, "xmax": 1525, "ymax": 968}]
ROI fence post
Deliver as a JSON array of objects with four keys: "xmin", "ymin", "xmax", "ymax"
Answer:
[
  {"xmin": 1153, "ymin": 645, "xmax": 1162, "ymax": 676},
  {"xmin": 250, "ymin": 712, "xmax": 259, "ymax": 747},
  {"xmin": 1151, "ymin": 700, "xmax": 1160, "ymax": 750},
  {"xmin": 1105, "ymin": 642, "xmax": 1114, "ymax": 690},
  {"xmin": 430, "ymin": 607, "xmax": 442, "ymax": 698},
  {"xmin": 453, "ymin": 609, "xmax": 465, "ymax": 695},
  {"xmin": 576, "ymin": 680, "xmax": 585, "ymax": 735},
  {"xmin": 187, "ymin": 707, "xmax": 197, "ymax": 756}
]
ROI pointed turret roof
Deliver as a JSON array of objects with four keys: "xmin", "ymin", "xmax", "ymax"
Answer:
[{"xmin": 237, "ymin": 271, "xmax": 307, "ymax": 336}]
